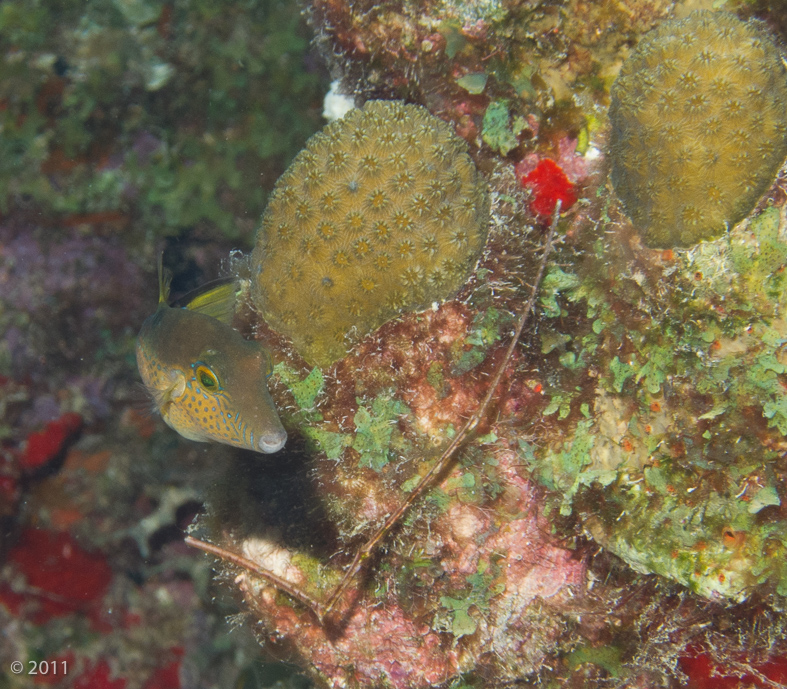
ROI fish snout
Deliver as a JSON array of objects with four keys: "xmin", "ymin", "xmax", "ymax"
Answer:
[{"xmin": 258, "ymin": 427, "xmax": 287, "ymax": 454}]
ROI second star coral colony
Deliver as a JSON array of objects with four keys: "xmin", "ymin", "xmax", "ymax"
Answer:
[{"xmin": 2, "ymin": 0, "xmax": 787, "ymax": 687}]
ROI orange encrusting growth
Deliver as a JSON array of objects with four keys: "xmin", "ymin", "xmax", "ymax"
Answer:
[{"xmin": 251, "ymin": 100, "xmax": 490, "ymax": 367}]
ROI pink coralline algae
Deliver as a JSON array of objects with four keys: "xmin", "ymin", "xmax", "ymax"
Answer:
[
  {"xmin": 488, "ymin": 452, "xmax": 586, "ymax": 597},
  {"xmin": 232, "ymin": 448, "xmax": 585, "ymax": 688},
  {"xmin": 214, "ymin": 287, "xmax": 588, "ymax": 687},
  {"xmin": 240, "ymin": 574, "xmax": 458, "ymax": 689}
]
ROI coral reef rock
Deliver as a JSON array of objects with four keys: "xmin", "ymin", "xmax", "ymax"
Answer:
[
  {"xmin": 527, "ymin": 201, "xmax": 787, "ymax": 605},
  {"xmin": 251, "ymin": 100, "xmax": 490, "ymax": 367},
  {"xmin": 609, "ymin": 10, "xmax": 787, "ymax": 248}
]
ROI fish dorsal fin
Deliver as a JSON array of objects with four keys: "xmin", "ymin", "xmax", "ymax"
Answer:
[
  {"xmin": 173, "ymin": 278, "xmax": 239, "ymax": 325},
  {"xmin": 158, "ymin": 252, "xmax": 172, "ymax": 305}
]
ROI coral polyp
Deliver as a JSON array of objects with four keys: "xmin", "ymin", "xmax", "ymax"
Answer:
[
  {"xmin": 251, "ymin": 100, "xmax": 490, "ymax": 367},
  {"xmin": 609, "ymin": 10, "xmax": 787, "ymax": 247}
]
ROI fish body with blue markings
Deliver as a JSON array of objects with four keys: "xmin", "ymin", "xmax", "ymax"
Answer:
[{"xmin": 136, "ymin": 265, "xmax": 287, "ymax": 454}]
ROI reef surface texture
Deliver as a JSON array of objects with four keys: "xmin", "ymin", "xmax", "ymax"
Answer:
[
  {"xmin": 216, "ymin": 296, "xmax": 589, "ymax": 688},
  {"xmin": 199, "ymin": 1, "xmax": 787, "ymax": 687}
]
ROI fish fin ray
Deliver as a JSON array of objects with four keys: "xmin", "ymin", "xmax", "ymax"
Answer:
[
  {"xmin": 175, "ymin": 278, "xmax": 239, "ymax": 325},
  {"xmin": 157, "ymin": 252, "xmax": 172, "ymax": 305}
]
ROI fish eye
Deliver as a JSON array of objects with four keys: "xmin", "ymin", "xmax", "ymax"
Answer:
[{"xmin": 195, "ymin": 365, "xmax": 219, "ymax": 391}]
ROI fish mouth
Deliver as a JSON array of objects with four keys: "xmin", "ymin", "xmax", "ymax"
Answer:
[{"xmin": 257, "ymin": 429, "xmax": 287, "ymax": 454}]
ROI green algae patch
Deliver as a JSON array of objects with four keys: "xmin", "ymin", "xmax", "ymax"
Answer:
[
  {"xmin": 586, "ymin": 469, "xmax": 787, "ymax": 602},
  {"xmin": 566, "ymin": 645, "xmax": 623, "ymax": 678},
  {"xmin": 439, "ymin": 20, "xmax": 467, "ymax": 58},
  {"xmin": 451, "ymin": 307, "xmax": 512, "ymax": 375},
  {"xmin": 274, "ymin": 363, "xmax": 324, "ymax": 410},
  {"xmin": 466, "ymin": 307, "xmax": 509, "ymax": 347},
  {"xmin": 731, "ymin": 206, "xmax": 787, "ymax": 278},
  {"xmin": 274, "ymin": 363, "xmax": 349, "ymax": 458},
  {"xmin": 276, "ymin": 375, "xmax": 411, "ymax": 467},
  {"xmin": 456, "ymin": 72, "xmax": 488, "ymax": 94},
  {"xmin": 519, "ymin": 204, "xmax": 787, "ymax": 603},
  {"xmin": 748, "ymin": 485, "xmax": 781, "ymax": 514},
  {"xmin": 303, "ymin": 427, "xmax": 351, "ymax": 461},
  {"xmin": 540, "ymin": 266, "xmax": 580, "ymax": 318},
  {"xmin": 542, "ymin": 389, "xmax": 578, "ymax": 420},
  {"xmin": 427, "ymin": 361, "xmax": 450, "ymax": 398},
  {"xmin": 439, "ymin": 560, "xmax": 504, "ymax": 641},
  {"xmin": 353, "ymin": 394, "xmax": 410, "ymax": 471},
  {"xmin": 439, "ymin": 595, "xmax": 478, "ymax": 640},
  {"xmin": 608, "ymin": 356, "xmax": 636, "ymax": 394},
  {"xmin": 522, "ymin": 423, "xmax": 616, "ymax": 516},
  {"xmin": 481, "ymin": 101, "xmax": 525, "ymax": 156}
]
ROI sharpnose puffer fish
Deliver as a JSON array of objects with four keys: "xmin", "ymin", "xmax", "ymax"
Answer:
[{"xmin": 136, "ymin": 261, "xmax": 287, "ymax": 454}]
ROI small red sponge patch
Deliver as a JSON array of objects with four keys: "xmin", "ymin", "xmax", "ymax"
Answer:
[{"xmin": 521, "ymin": 158, "xmax": 577, "ymax": 219}]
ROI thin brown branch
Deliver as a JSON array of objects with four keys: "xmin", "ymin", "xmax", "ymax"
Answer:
[
  {"xmin": 186, "ymin": 203, "xmax": 561, "ymax": 627},
  {"xmin": 320, "ymin": 202, "xmax": 562, "ymax": 621},
  {"xmin": 184, "ymin": 535, "xmax": 325, "ymax": 620}
]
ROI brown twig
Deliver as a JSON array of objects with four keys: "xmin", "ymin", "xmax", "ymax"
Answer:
[
  {"xmin": 184, "ymin": 535, "xmax": 325, "ymax": 619},
  {"xmin": 185, "ymin": 202, "xmax": 562, "ymax": 625},
  {"xmin": 320, "ymin": 201, "xmax": 561, "ymax": 620}
]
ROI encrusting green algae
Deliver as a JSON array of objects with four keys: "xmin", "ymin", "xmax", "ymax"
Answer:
[{"xmin": 523, "ymin": 200, "xmax": 787, "ymax": 603}]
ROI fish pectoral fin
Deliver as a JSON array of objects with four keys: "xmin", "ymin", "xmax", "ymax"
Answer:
[
  {"xmin": 151, "ymin": 370, "xmax": 187, "ymax": 414},
  {"xmin": 154, "ymin": 372, "xmax": 208, "ymax": 443},
  {"xmin": 157, "ymin": 252, "xmax": 173, "ymax": 305}
]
